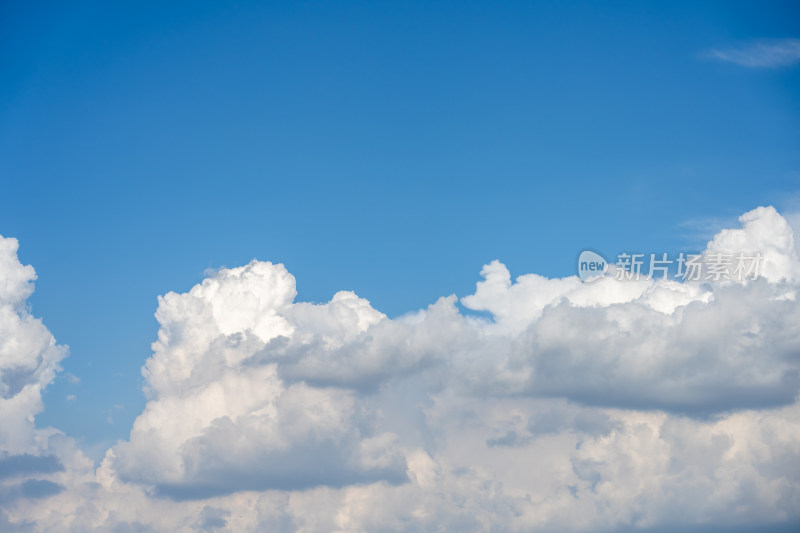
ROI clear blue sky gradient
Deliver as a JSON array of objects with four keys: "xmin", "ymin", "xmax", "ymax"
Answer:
[{"xmin": 2, "ymin": 1, "xmax": 799, "ymax": 450}]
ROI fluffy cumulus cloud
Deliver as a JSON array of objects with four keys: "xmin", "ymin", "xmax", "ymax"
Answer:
[
  {"xmin": 0, "ymin": 236, "xmax": 93, "ymax": 528},
  {"xmin": 3, "ymin": 206, "xmax": 800, "ymax": 531}
]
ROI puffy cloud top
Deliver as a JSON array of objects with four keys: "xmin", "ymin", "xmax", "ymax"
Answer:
[{"xmin": 707, "ymin": 206, "xmax": 800, "ymax": 282}]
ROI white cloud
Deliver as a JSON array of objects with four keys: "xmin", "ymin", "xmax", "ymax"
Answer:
[
  {"xmin": 0, "ymin": 236, "xmax": 68, "ymax": 451},
  {"xmin": 111, "ymin": 261, "xmax": 405, "ymax": 499},
  {"xmin": 3, "ymin": 207, "xmax": 800, "ymax": 531},
  {"xmin": 704, "ymin": 38, "xmax": 800, "ymax": 68},
  {"xmin": 0, "ymin": 235, "xmax": 94, "ymax": 528},
  {"xmin": 706, "ymin": 206, "xmax": 800, "ymax": 282}
]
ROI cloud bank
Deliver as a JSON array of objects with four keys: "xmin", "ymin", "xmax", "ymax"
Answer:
[{"xmin": 2, "ymin": 205, "xmax": 800, "ymax": 531}]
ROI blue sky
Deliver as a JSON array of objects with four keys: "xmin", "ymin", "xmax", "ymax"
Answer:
[
  {"xmin": 1, "ymin": 2, "xmax": 800, "ymax": 530},
  {"xmin": 2, "ymin": 0, "xmax": 797, "ymax": 449}
]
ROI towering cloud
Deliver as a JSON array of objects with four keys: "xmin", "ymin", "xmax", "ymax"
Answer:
[
  {"xmin": 111, "ymin": 261, "xmax": 406, "ymax": 499},
  {"xmin": 2, "ymin": 206, "xmax": 800, "ymax": 531}
]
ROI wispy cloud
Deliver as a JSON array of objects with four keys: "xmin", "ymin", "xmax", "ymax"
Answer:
[
  {"xmin": 676, "ymin": 214, "xmax": 739, "ymax": 248},
  {"xmin": 704, "ymin": 38, "xmax": 800, "ymax": 68}
]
